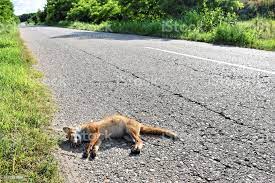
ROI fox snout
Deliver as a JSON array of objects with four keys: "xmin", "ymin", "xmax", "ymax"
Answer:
[
  {"xmin": 73, "ymin": 133, "xmax": 81, "ymax": 143},
  {"xmin": 63, "ymin": 127, "xmax": 83, "ymax": 147}
]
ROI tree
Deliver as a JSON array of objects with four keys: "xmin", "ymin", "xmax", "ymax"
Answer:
[
  {"xmin": 46, "ymin": 0, "xmax": 77, "ymax": 23},
  {"xmin": 0, "ymin": 0, "xmax": 15, "ymax": 23},
  {"xmin": 18, "ymin": 13, "xmax": 36, "ymax": 22},
  {"xmin": 159, "ymin": 0, "xmax": 203, "ymax": 18},
  {"xmin": 67, "ymin": 0, "xmax": 122, "ymax": 23},
  {"xmin": 36, "ymin": 9, "xmax": 47, "ymax": 23},
  {"xmin": 43, "ymin": 0, "xmax": 245, "ymax": 23},
  {"xmin": 118, "ymin": 0, "xmax": 164, "ymax": 20}
]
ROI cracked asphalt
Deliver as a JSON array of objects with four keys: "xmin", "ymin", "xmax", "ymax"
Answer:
[{"xmin": 20, "ymin": 26, "xmax": 275, "ymax": 183}]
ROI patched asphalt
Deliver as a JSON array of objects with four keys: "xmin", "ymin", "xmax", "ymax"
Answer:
[{"xmin": 20, "ymin": 26, "xmax": 275, "ymax": 183}]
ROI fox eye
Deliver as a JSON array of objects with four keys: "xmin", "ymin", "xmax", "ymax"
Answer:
[{"xmin": 77, "ymin": 136, "xmax": 79, "ymax": 140}]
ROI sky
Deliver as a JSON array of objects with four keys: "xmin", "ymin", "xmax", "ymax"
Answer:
[{"xmin": 12, "ymin": 0, "xmax": 47, "ymax": 15}]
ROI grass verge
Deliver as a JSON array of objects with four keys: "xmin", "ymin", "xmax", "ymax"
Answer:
[
  {"xmin": 0, "ymin": 25, "xmax": 61, "ymax": 182},
  {"xmin": 237, "ymin": 18, "xmax": 275, "ymax": 51},
  {"xmin": 53, "ymin": 18, "xmax": 275, "ymax": 51}
]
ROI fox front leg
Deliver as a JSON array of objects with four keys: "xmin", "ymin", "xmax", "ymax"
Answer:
[
  {"xmin": 89, "ymin": 139, "xmax": 102, "ymax": 160},
  {"xmin": 82, "ymin": 133, "xmax": 100, "ymax": 159}
]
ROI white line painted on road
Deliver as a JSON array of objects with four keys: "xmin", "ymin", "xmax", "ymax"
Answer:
[{"xmin": 145, "ymin": 47, "xmax": 275, "ymax": 75}]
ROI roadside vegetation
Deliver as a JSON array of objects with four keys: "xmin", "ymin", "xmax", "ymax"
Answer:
[
  {"xmin": 21, "ymin": 0, "xmax": 275, "ymax": 51},
  {"xmin": 0, "ymin": 1, "xmax": 60, "ymax": 182}
]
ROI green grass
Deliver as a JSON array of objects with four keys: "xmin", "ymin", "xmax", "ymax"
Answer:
[
  {"xmin": 0, "ymin": 26, "xmax": 61, "ymax": 182},
  {"xmin": 56, "ymin": 20, "xmax": 213, "ymax": 41},
  {"xmin": 238, "ymin": 18, "xmax": 275, "ymax": 50},
  {"xmin": 213, "ymin": 23, "xmax": 256, "ymax": 46},
  {"xmin": 54, "ymin": 18, "xmax": 275, "ymax": 51}
]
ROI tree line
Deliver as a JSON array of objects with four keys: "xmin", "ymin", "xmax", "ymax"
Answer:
[{"xmin": 19, "ymin": 0, "xmax": 274, "ymax": 24}]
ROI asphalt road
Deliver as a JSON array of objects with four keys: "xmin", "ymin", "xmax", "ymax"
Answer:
[{"xmin": 20, "ymin": 26, "xmax": 275, "ymax": 183}]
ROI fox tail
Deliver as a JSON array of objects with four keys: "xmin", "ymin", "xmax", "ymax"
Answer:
[{"xmin": 140, "ymin": 124, "xmax": 177, "ymax": 139}]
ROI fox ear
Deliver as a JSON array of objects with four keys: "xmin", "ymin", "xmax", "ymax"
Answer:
[{"xmin": 63, "ymin": 127, "xmax": 71, "ymax": 133}]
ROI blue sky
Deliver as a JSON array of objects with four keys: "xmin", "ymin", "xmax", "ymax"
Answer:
[{"xmin": 12, "ymin": 0, "xmax": 47, "ymax": 15}]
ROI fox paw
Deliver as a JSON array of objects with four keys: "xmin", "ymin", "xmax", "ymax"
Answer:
[
  {"xmin": 82, "ymin": 152, "xmax": 89, "ymax": 159},
  {"xmin": 89, "ymin": 150, "xmax": 97, "ymax": 160},
  {"xmin": 131, "ymin": 146, "xmax": 141, "ymax": 154}
]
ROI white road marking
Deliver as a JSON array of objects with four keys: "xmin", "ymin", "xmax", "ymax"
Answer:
[{"xmin": 145, "ymin": 47, "xmax": 275, "ymax": 75}]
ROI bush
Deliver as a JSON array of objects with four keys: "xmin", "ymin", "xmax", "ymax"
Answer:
[
  {"xmin": 0, "ymin": 0, "xmax": 16, "ymax": 23},
  {"xmin": 67, "ymin": 0, "xmax": 99, "ymax": 22},
  {"xmin": 183, "ymin": 10, "xmax": 201, "ymax": 26},
  {"xmin": 44, "ymin": 0, "xmax": 245, "ymax": 23},
  {"xmin": 206, "ymin": 0, "xmax": 244, "ymax": 13},
  {"xmin": 159, "ymin": 0, "xmax": 187, "ymax": 18},
  {"xmin": 213, "ymin": 23, "xmax": 256, "ymax": 46},
  {"xmin": 183, "ymin": 7, "xmax": 237, "ymax": 32},
  {"xmin": 239, "ymin": 0, "xmax": 275, "ymax": 19},
  {"xmin": 118, "ymin": 0, "xmax": 164, "ymax": 20},
  {"xmin": 18, "ymin": 13, "xmax": 36, "ymax": 23},
  {"xmin": 46, "ymin": 0, "xmax": 77, "ymax": 23},
  {"xmin": 109, "ymin": 20, "xmax": 164, "ymax": 36},
  {"xmin": 99, "ymin": 0, "xmax": 122, "ymax": 22},
  {"xmin": 200, "ymin": 7, "xmax": 225, "ymax": 31},
  {"xmin": 67, "ymin": 0, "xmax": 122, "ymax": 23},
  {"xmin": 36, "ymin": 9, "xmax": 47, "ymax": 23}
]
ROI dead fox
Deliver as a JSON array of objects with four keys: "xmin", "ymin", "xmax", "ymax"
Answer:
[{"xmin": 63, "ymin": 114, "xmax": 177, "ymax": 159}]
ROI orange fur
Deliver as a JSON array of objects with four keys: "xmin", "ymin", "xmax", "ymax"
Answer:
[{"xmin": 63, "ymin": 114, "xmax": 177, "ymax": 159}]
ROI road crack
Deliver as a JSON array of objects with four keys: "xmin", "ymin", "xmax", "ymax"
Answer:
[{"xmin": 72, "ymin": 47, "xmax": 270, "ymax": 133}]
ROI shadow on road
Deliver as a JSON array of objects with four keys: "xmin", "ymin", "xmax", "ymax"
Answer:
[
  {"xmin": 50, "ymin": 31, "xmax": 171, "ymax": 41},
  {"xmin": 58, "ymin": 138, "xmax": 136, "ymax": 157}
]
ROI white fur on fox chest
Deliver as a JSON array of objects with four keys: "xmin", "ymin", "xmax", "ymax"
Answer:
[{"xmin": 100, "ymin": 122, "xmax": 126, "ymax": 138}]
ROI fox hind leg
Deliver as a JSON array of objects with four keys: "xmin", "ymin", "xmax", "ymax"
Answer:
[{"xmin": 128, "ymin": 129, "xmax": 143, "ymax": 154}]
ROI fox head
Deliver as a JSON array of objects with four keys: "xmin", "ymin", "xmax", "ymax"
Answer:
[{"xmin": 63, "ymin": 127, "xmax": 82, "ymax": 145}]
